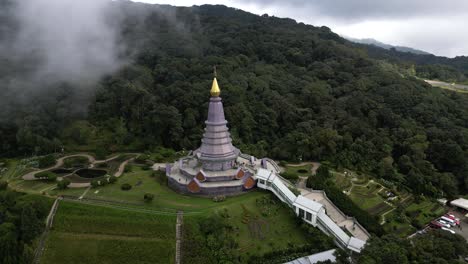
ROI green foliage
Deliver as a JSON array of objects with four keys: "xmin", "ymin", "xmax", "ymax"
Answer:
[
  {"xmin": 281, "ymin": 172, "xmax": 299, "ymax": 182},
  {"xmin": 91, "ymin": 180, "xmax": 100, "ymax": 188},
  {"xmin": 0, "ymin": 190, "xmax": 52, "ymax": 264},
  {"xmin": 57, "ymin": 179, "xmax": 71, "ymax": 190},
  {"xmin": 108, "ymin": 176, "xmax": 117, "ymax": 184},
  {"xmin": 0, "ymin": 180, "xmax": 8, "ymax": 190},
  {"xmin": 358, "ymin": 231, "xmax": 468, "ymax": 264},
  {"xmin": 121, "ymin": 183, "xmax": 132, "ymax": 191},
  {"xmin": 143, "ymin": 193, "xmax": 154, "ymax": 203},
  {"xmin": 307, "ymin": 166, "xmax": 384, "ymax": 236},
  {"xmin": 38, "ymin": 154, "xmax": 56, "ymax": 168},
  {"xmin": 63, "ymin": 156, "xmax": 89, "ymax": 168},
  {"xmin": 35, "ymin": 171, "xmax": 57, "ymax": 181}
]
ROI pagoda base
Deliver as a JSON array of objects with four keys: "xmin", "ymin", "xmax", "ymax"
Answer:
[{"xmin": 168, "ymin": 177, "xmax": 252, "ymax": 197}]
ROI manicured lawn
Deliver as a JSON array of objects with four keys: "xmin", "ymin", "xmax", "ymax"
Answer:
[
  {"xmin": 332, "ymin": 171, "xmax": 352, "ymax": 190},
  {"xmin": 285, "ymin": 164, "xmax": 312, "ymax": 177},
  {"xmin": 405, "ymin": 200, "xmax": 446, "ymax": 224},
  {"xmin": 9, "ymin": 179, "xmax": 57, "ymax": 194},
  {"xmin": 54, "ymin": 166, "xmax": 271, "ymax": 213},
  {"xmin": 41, "ymin": 201, "xmax": 176, "ymax": 264},
  {"xmin": 349, "ymin": 184, "xmax": 386, "ymax": 211}
]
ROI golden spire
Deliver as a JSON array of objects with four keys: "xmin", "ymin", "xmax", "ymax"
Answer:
[{"xmin": 210, "ymin": 66, "xmax": 220, "ymax": 97}]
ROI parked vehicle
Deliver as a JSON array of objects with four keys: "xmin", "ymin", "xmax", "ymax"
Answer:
[
  {"xmin": 441, "ymin": 227, "xmax": 456, "ymax": 234},
  {"xmin": 444, "ymin": 214, "xmax": 460, "ymax": 224},
  {"xmin": 430, "ymin": 221, "xmax": 443, "ymax": 229},
  {"xmin": 440, "ymin": 216, "xmax": 457, "ymax": 226},
  {"xmin": 437, "ymin": 220, "xmax": 451, "ymax": 228}
]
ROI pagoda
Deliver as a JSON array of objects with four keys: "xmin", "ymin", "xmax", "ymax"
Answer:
[{"xmin": 166, "ymin": 73, "xmax": 259, "ymax": 196}]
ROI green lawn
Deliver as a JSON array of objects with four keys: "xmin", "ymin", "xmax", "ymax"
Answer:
[
  {"xmin": 41, "ymin": 201, "xmax": 176, "ymax": 264},
  {"xmin": 405, "ymin": 200, "xmax": 446, "ymax": 225},
  {"xmin": 45, "ymin": 166, "xmax": 311, "ymax": 261},
  {"xmin": 332, "ymin": 171, "xmax": 352, "ymax": 190},
  {"xmin": 183, "ymin": 194, "xmax": 310, "ymax": 259},
  {"xmin": 285, "ymin": 164, "xmax": 312, "ymax": 177},
  {"xmin": 348, "ymin": 183, "xmax": 387, "ymax": 212}
]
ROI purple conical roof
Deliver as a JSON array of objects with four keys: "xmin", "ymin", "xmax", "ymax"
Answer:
[{"xmin": 196, "ymin": 79, "xmax": 239, "ymax": 171}]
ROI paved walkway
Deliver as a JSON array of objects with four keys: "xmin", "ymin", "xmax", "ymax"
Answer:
[
  {"xmin": 22, "ymin": 154, "xmax": 95, "ymax": 180},
  {"xmin": 22, "ymin": 153, "xmax": 138, "ymax": 188},
  {"xmin": 300, "ymin": 189, "xmax": 370, "ymax": 241},
  {"xmin": 175, "ymin": 211, "xmax": 183, "ymax": 264},
  {"xmin": 33, "ymin": 197, "xmax": 61, "ymax": 264}
]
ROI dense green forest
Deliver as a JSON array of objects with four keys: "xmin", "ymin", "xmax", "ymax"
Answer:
[
  {"xmin": 0, "ymin": 182, "xmax": 52, "ymax": 264},
  {"xmin": 357, "ymin": 44, "xmax": 468, "ymax": 83},
  {"xmin": 1, "ymin": 1, "xmax": 468, "ymax": 200}
]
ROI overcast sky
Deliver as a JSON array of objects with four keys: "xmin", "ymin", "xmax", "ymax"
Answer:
[{"xmin": 131, "ymin": 0, "xmax": 468, "ymax": 57}]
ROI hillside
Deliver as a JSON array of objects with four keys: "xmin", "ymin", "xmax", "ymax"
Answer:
[
  {"xmin": 346, "ymin": 37, "xmax": 431, "ymax": 55},
  {"xmin": 355, "ymin": 42, "xmax": 468, "ymax": 83},
  {"xmin": 1, "ymin": 1, "xmax": 468, "ymax": 200}
]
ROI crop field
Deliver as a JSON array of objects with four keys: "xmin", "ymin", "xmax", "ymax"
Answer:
[{"xmin": 41, "ymin": 201, "xmax": 176, "ymax": 264}]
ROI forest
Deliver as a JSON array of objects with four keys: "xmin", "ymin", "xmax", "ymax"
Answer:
[{"xmin": 0, "ymin": 1, "xmax": 467, "ymax": 201}]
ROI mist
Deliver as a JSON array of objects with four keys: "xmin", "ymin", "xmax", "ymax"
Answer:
[{"xmin": 0, "ymin": 0, "xmax": 124, "ymax": 121}]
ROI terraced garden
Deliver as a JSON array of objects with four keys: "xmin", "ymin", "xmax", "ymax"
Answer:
[{"xmin": 41, "ymin": 201, "xmax": 177, "ymax": 264}]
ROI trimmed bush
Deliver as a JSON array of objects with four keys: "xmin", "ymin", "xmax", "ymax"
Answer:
[
  {"xmin": 0, "ymin": 180, "xmax": 8, "ymax": 190},
  {"xmin": 281, "ymin": 172, "xmax": 299, "ymax": 182},
  {"xmin": 108, "ymin": 176, "xmax": 117, "ymax": 184},
  {"xmin": 144, "ymin": 193, "xmax": 154, "ymax": 203},
  {"xmin": 57, "ymin": 179, "xmax": 71, "ymax": 189},
  {"xmin": 91, "ymin": 180, "xmax": 100, "ymax": 188},
  {"xmin": 38, "ymin": 155, "xmax": 56, "ymax": 168},
  {"xmin": 121, "ymin": 183, "xmax": 132, "ymax": 191},
  {"xmin": 35, "ymin": 171, "xmax": 57, "ymax": 181}
]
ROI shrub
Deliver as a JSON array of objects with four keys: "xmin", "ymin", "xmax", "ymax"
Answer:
[
  {"xmin": 153, "ymin": 171, "xmax": 168, "ymax": 185},
  {"xmin": 124, "ymin": 165, "xmax": 132, "ymax": 173},
  {"xmin": 144, "ymin": 193, "xmax": 154, "ymax": 203},
  {"xmin": 142, "ymin": 165, "xmax": 151, "ymax": 171},
  {"xmin": 57, "ymin": 179, "xmax": 71, "ymax": 189},
  {"xmin": 38, "ymin": 155, "xmax": 56, "ymax": 168},
  {"xmin": 135, "ymin": 154, "xmax": 150, "ymax": 164},
  {"xmin": 297, "ymin": 169, "xmax": 308, "ymax": 174},
  {"xmin": 95, "ymin": 147, "xmax": 108, "ymax": 160},
  {"xmin": 0, "ymin": 180, "xmax": 8, "ymax": 190},
  {"xmin": 281, "ymin": 172, "xmax": 299, "ymax": 182},
  {"xmin": 121, "ymin": 183, "xmax": 132, "ymax": 191},
  {"xmin": 91, "ymin": 180, "xmax": 100, "ymax": 188},
  {"xmin": 213, "ymin": 195, "xmax": 226, "ymax": 202},
  {"xmin": 108, "ymin": 176, "xmax": 117, "ymax": 184},
  {"xmin": 35, "ymin": 171, "xmax": 57, "ymax": 181}
]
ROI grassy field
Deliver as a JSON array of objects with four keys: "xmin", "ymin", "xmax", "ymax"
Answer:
[
  {"xmin": 40, "ymin": 163, "xmax": 312, "ymax": 262},
  {"xmin": 284, "ymin": 164, "xmax": 312, "ymax": 177},
  {"xmin": 41, "ymin": 201, "xmax": 176, "ymax": 264}
]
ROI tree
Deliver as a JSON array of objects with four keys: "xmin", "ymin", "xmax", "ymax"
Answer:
[
  {"xmin": 0, "ymin": 181, "xmax": 8, "ymax": 190},
  {"xmin": 20, "ymin": 204, "xmax": 42, "ymax": 243},
  {"xmin": 57, "ymin": 179, "xmax": 71, "ymax": 190},
  {"xmin": 108, "ymin": 176, "xmax": 117, "ymax": 184},
  {"xmin": 38, "ymin": 155, "xmax": 56, "ymax": 168}
]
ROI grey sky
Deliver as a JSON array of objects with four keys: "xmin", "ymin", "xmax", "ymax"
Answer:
[{"xmin": 131, "ymin": 0, "xmax": 468, "ymax": 57}]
